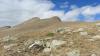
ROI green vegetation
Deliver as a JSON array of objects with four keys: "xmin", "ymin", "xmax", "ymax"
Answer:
[{"xmin": 46, "ymin": 32, "xmax": 54, "ymax": 36}]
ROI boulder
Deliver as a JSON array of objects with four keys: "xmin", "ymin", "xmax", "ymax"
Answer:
[
  {"xmin": 28, "ymin": 40, "xmax": 44, "ymax": 49},
  {"xmin": 50, "ymin": 40, "xmax": 66, "ymax": 48}
]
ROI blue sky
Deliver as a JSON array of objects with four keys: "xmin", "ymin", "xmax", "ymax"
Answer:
[
  {"xmin": 52, "ymin": 0, "xmax": 100, "ymax": 21},
  {"xmin": 0, "ymin": 0, "xmax": 100, "ymax": 26},
  {"xmin": 52, "ymin": 0, "xmax": 100, "ymax": 10}
]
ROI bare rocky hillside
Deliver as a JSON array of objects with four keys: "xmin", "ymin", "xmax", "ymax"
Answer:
[{"xmin": 0, "ymin": 16, "xmax": 100, "ymax": 56}]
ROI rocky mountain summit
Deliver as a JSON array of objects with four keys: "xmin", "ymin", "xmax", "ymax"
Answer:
[{"xmin": 0, "ymin": 16, "xmax": 100, "ymax": 56}]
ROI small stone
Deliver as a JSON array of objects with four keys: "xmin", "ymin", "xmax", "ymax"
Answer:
[
  {"xmin": 88, "ymin": 39, "xmax": 95, "ymax": 41},
  {"xmin": 59, "ymin": 31, "xmax": 65, "ymax": 34},
  {"xmin": 24, "ymin": 39, "xmax": 34, "ymax": 46},
  {"xmin": 28, "ymin": 40, "xmax": 45, "ymax": 49},
  {"xmin": 80, "ymin": 31, "xmax": 88, "ymax": 36},
  {"xmin": 55, "ymin": 27, "xmax": 66, "ymax": 34},
  {"xmin": 1, "ymin": 35, "xmax": 17, "ymax": 42},
  {"xmin": 4, "ymin": 44, "xmax": 17, "ymax": 50},
  {"xmin": 77, "ymin": 28, "xmax": 84, "ymax": 32},
  {"xmin": 91, "ymin": 54, "xmax": 97, "ymax": 56},
  {"xmin": 92, "ymin": 35, "xmax": 100, "ymax": 39},
  {"xmin": 98, "ymin": 30, "xmax": 100, "ymax": 32},
  {"xmin": 46, "ymin": 42, "xmax": 51, "ymax": 48},
  {"xmin": 28, "ymin": 43, "xmax": 35, "ymax": 49},
  {"xmin": 96, "ymin": 23, "xmax": 100, "ymax": 27},
  {"xmin": 43, "ymin": 48, "xmax": 51, "ymax": 53},
  {"xmin": 64, "ymin": 27, "xmax": 72, "ymax": 32},
  {"xmin": 67, "ymin": 49, "xmax": 80, "ymax": 56},
  {"xmin": 69, "ymin": 41, "xmax": 74, "ymax": 45}
]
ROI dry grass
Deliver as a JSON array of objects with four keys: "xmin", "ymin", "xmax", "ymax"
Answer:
[{"xmin": 0, "ymin": 17, "xmax": 100, "ymax": 56}]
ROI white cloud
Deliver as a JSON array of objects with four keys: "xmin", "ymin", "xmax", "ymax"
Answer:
[
  {"xmin": 0, "ymin": 0, "xmax": 100, "ymax": 26},
  {"xmin": 40, "ymin": 10, "xmax": 65, "ymax": 19},
  {"xmin": 0, "ymin": 0, "xmax": 55, "ymax": 26},
  {"xmin": 82, "ymin": 5, "xmax": 100, "ymax": 15},
  {"xmin": 0, "ymin": 0, "xmax": 66, "ymax": 26},
  {"xmin": 62, "ymin": 8, "xmax": 81, "ymax": 21},
  {"xmin": 81, "ymin": 5, "xmax": 100, "ymax": 22},
  {"xmin": 63, "ymin": 5, "xmax": 100, "ymax": 22}
]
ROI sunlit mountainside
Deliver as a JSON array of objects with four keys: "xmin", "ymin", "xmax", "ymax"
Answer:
[{"xmin": 0, "ymin": 16, "xmax": 100, "ymax": 56}]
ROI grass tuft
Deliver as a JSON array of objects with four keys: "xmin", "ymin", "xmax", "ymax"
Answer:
[{"xmin": 46, "ymin": 32, "xmax": 54, "ymax": 36}]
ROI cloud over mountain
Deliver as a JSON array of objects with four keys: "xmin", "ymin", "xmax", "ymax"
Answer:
[{"xmin": 0, "ymin": 0, "xmax": 100, "ymax": 26}]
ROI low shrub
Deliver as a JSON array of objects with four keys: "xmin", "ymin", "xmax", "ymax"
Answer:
[{"xmin": 46, "ymin": 32, "xmax": 54, "ymax": 36}]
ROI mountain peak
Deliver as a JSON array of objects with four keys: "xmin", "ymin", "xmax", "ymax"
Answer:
[
  {"xmin": 49, "ymin": 16, "xmax": 61, "ymax": 22},
  {"xmin": 29, "ymin": 17, "xmax": 40, "ymax": 21}
]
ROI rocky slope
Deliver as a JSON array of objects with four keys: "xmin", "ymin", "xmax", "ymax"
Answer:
[{"xmin": 0, "ymin": 16, "xmax": 100, "ymax": 56}]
